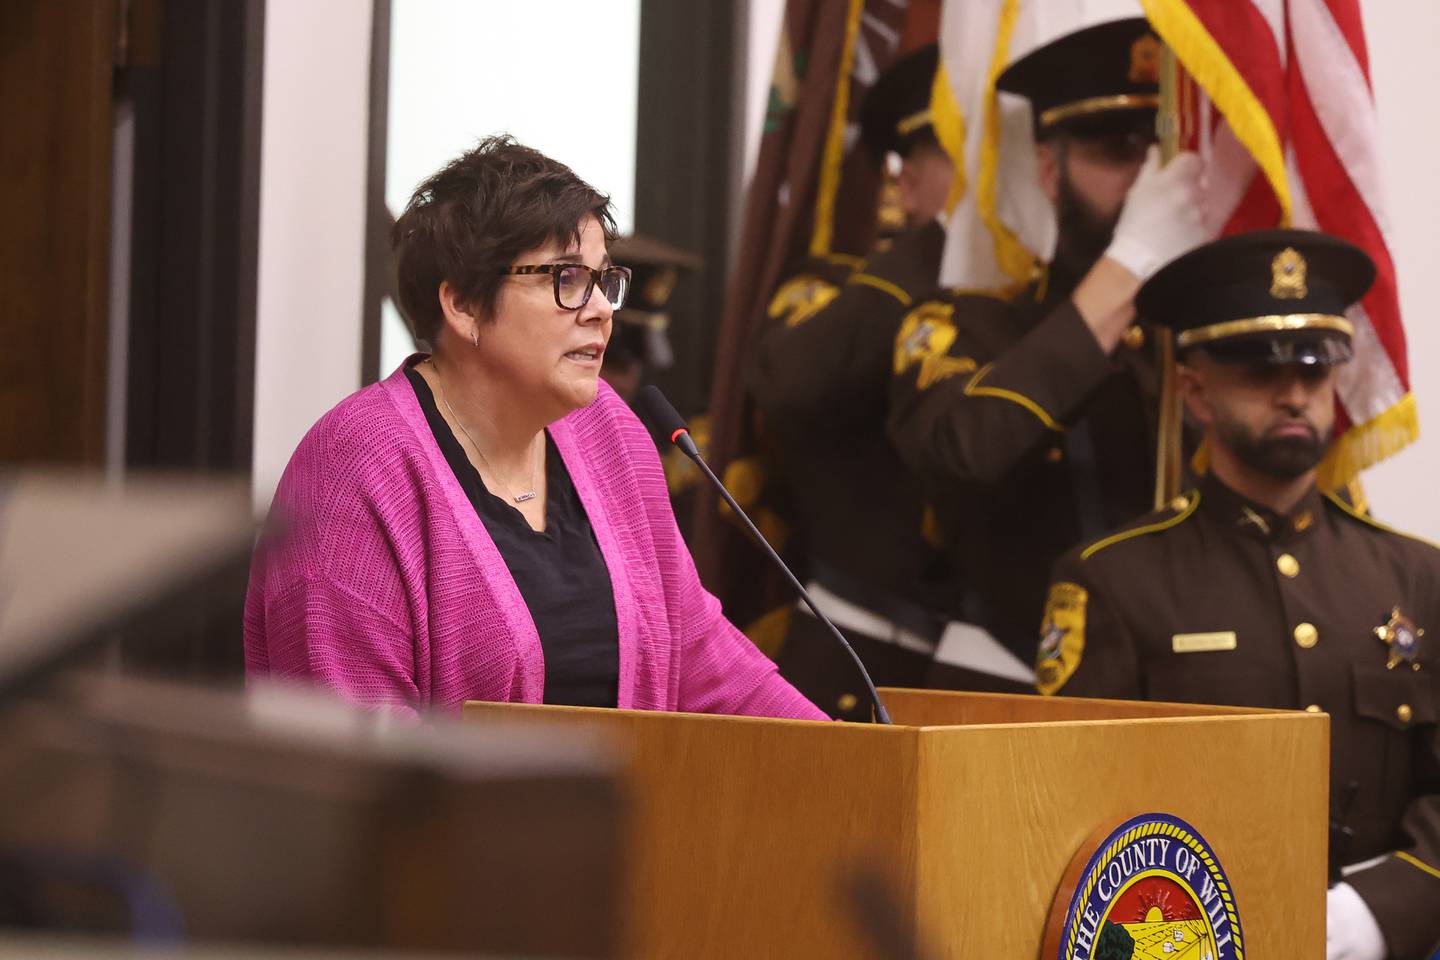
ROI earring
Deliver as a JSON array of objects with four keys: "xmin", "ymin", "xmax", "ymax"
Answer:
[{"xmin": 471, "ymin": 329, "xmax": 479, "ymax": 348}]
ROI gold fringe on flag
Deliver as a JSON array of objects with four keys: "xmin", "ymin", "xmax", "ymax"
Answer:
[
  {"xmin": 809, "ymin": 0, "xmax": 866, "ymax": 257},
  {"xmin": 975, "ymin": 0, "xmax": 1034, "ymax": 283},
  {"xmin": 1317, "ymin": 392, "xmax": 1420, "ymax": 493},
  {"xmin": 929, "ymin": 59, "xmax": 969, "ymax": 213}
]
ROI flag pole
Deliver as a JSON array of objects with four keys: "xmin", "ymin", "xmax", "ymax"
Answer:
[{"xmin": 1152, "ymin": 44, "xmax": 1184, "ymax": 509}]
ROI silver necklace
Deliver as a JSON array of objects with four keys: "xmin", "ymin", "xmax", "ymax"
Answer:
[{"xmin": 428, "ymin": 360, "xmax": 538, "ymax": 503}]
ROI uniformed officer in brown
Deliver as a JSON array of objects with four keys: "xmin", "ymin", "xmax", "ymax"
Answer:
[
  {"xmin": 747, "ymin": 44, "xmax": 957, "ymax": 721},
  {"xmin": 1037, "ymin": 229, "xmax": 1440, "ymax": 959},
  {"xmin": 599, "ymin": 233, "xmax": 701, "ymax": 404},
  {"xmin": 887, "ymin": 18, "xmax": 1211, "ymax": 690}
]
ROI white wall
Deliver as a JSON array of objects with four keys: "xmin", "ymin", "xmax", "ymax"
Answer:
[
  {"xmin": 377, "ymin": 0, "xmax": 643, "ymax": 379},
  {"xmin": 384, "ymin": 1, "xmax": 640, "ymax": 231},
  {"xmin": 253, "ymin": 1, "xmax": 646, "ymax": 506},
  {"xmin": 252, "ymin": 0, "xmax": 373, "ymax": 510},
  {"xmin": 738, "ymin": 4, "xmax": 1440, "ymax": 541},
  {"xmin": 1354, "ymin": 3, "xmax": 1440, "ymax": 542}
]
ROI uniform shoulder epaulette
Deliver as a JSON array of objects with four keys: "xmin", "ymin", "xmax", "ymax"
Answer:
[
  {"xmin": 1323, "ymin": 491, "xmax": 1440, "ymax": 552},
  {"xmin": 848, "ymin": 271, "xmax": 914, "ymax": 306},
  {"xmin": 1079, "ymin": 490, "xmax": 1201, "ymax": 561},
  {"xmin": 847, "ymin": 222, "xmax": 947, "ymax": 305},
  {"xmin": 820, "ymin": 251, "xmax": 867, "ymax": 275}
]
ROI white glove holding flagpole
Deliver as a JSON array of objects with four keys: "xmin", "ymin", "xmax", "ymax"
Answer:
[
  {"xmin": 1104, "ymin": 145, "xmax": 1210, "ymax": 282},
  {"xmin": 1325, "ymin": 882, "xmax": 1387, "ymax": 960}
]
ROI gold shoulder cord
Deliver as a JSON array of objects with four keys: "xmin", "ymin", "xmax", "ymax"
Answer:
[
  {"xmin": 1080, "ymin": 492, "xmax": 1200, "ymax": 561},
  {"xmin": 1324, "ymin": 491, "xmax": 1440, "ymax": 552},
  {"xmin": 849, "ymin": 272, "xmax": 913, "ymax": 306}
]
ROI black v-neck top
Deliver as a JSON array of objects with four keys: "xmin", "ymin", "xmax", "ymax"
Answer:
[{"xmin": 405, "ymin": 364, "xmax": 620, "ymax": 707}]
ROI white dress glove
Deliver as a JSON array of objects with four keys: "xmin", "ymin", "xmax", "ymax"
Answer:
[
  {"xmin": 1103, "ymin": 145, "xmax": 1210, "ymax": 282},
  {"xmin": 1326, "ymin": 882, "xmax": 1387, "ymax": 960}
]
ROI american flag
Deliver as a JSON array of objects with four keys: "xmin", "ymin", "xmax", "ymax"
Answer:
[
  {"xmin": 931, "ymin": 0, "xmax": 1414, "ymax": 491},
  {"xmin": 1141, "ymin": 0, "xmax": 1414, "ymax": 490}
]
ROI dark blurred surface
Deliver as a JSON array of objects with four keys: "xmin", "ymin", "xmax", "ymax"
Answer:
[
  {"xmin": 0, "ymin": 675, "xmax": 624, "ymax": 956},
  {"xmin": 0, "ymin": 472, "xmax": 257, "ymax": 703}
]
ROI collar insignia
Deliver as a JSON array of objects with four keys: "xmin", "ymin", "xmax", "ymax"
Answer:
[
  {"xmin": 1374, "ymin": 607, "xmax": 1423, "ymax": 671},
  {"xmin": 1270, "ymin": 247, "xmax": 1308, "ymax": 300},
  {"xmin": 1237, "ymin": 505, "xmax": 1272, "ymax": 537}
]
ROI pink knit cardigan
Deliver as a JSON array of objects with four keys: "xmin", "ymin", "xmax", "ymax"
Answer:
[{"xmin": 244, "ymin": 362, "xmax": 825, "ymax": 721}]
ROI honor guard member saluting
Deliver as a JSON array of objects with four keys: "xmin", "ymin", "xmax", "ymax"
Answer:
[
  {"xmin": 1037, "ymin": 230, "xmax": 1440, "ymax": 960},
  {"xmin": 888, "ymin": 18, "xmax": 1212, "ymax": 688},
  {"xmin": 746, "ymin": 45, "xmax": 956, "ymax": 720}
]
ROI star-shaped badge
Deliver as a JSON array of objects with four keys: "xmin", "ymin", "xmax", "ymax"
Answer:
[{"xmin": 1374, "ymin": 607, "xmax": 1423, "ymax": 671}]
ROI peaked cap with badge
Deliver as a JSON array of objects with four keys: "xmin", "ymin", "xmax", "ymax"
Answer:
[
  {"xmin": 1137, "ymin": 227, "xmax": 1376, "ymax": 367},
  {"xmin": 859, "ymin": 43, "xmax": 940, "ymax": 159},
  {"xmin": 603, "ymin": 233, "xmax": 702, "ymax": 390},
  {"xmin": 996, "ymin": 17, "xmax": 1162, "ymax": 139},
  {"xmin": 1037, "ymin": 229, "xmax": 1440, "ymax": 956}
]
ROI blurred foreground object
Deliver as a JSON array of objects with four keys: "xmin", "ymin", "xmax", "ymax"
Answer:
[
  {"xmin": 0, "ymin": 944, "xmax": 475, "ymax": 959},
  {"xmin": 0, "ymin": 471, "xmax": 256, "ymax": 701},
  {"xmin": 0, "ymin": 676, "xmax": 622, "ymax": 955}
]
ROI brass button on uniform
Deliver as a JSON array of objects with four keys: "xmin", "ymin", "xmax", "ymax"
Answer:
[
  {"xmin": 1169, "ymin": 496, "xmax": 1190, "ymax": 512},
  {"xmin": 1397, "ymin": 703, "xmax": 1414, "ymax": 725},
  {"xmin": 1304, "ymin": 704, "xmax": 1322, "ymax": 713},
  {"xmin": 1123, "ymin": 325, "xmax": 1146, "ymax": 350},
  {"xmin": 1293, "ymin": 622, "xmax": 1318, "ymax": 648},
  {"xmin": 1045, "ymin": 447, "xmax": 1064, "ymax": 463},
  {"xmin": 1276, "ymin": 553, "xmax": 1300, "ymax": 578},
  {"xmin": 836, "ymin": 693, "xmax": 858, "ymax": 713}
]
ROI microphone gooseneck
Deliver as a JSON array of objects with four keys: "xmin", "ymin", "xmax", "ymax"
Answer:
[{"xmin": 637, "ymin": 386, "xmax": 892, "ymax": 724}]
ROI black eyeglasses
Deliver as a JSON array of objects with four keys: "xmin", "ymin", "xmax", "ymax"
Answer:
[{"xmin": 504, "ymin": 263, "xmax": 632, "ymax": 311}]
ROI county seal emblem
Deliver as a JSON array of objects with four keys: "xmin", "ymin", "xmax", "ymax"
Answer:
[{"xmin": 1043, "ymin": 813, "xmax": 1245, "ymax": 960}]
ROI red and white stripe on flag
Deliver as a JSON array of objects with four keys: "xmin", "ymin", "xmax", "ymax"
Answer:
[{"xmin": 1143, "ymin": 0, "xmax": 1416, "ymax": 490}]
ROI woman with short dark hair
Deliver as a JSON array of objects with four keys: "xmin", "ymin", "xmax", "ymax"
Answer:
[{"xmin": 244, "ymin": 136, "xmax": 824, "ymax": 720}]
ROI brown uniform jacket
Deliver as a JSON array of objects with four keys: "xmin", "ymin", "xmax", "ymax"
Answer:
[
  {"xmin": 747, "ymin": 222, "xmax": 948, "ymax": 610},
  {"xmin": 1039, "ymin": 473, "xmax": 1440, "ymax": 957},
  {"xmin": 886, "ymin": 268, "xmax": 1158, "ymax": 657}
]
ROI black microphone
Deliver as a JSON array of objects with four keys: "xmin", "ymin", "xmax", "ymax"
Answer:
[{"xmin": 636, "ymin": 386, "xmax": 892, "ymax": 724}]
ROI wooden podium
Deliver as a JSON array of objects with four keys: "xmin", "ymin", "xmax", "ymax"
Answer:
[{"xmin": 464, "ymin": 689, "xmax": 1328, "ymax": 958}]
